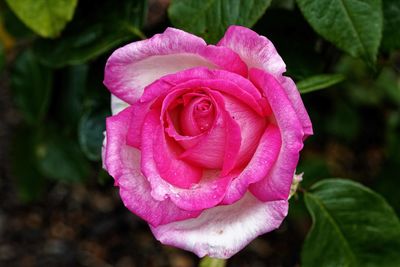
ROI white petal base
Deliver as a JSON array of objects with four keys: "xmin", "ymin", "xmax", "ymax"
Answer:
[{"xmin": 150, "ymin": 193, "xmax": 288, "ymax": 259}]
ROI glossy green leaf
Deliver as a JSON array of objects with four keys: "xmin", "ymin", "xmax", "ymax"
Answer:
[
  {"xmin": 296, "ymin": 0, "xmax": 383, "ymax": 65},
  {"xmin": 5, "ymin": 0, "xmax": 77, "ymax": 38},
  {"xmin": 297, "ymin": 74, "xmax": 345, "ymax": 94},
  {"xmin": 11, "ymin": 50, "xmax": 53, "ymax": 125},
  {"xmin": 78, "ymin": 109, "xmax": 109, "ymax": 161},
  {"xmin": 33, "ymin": 0, "xmax": 147, "ymax": 68},
  {"xmin": 381, "ymin": 0, "xmax": 400, "ymax": 51},
  {"xmin": 10, "ymin": 126, "xmax": 45, "ymax": 202},
  {"xmin": 36, "ymin": 132, "xmax": 90, "ymax": 183},
  {"xmin": 302, "ymin": 179, "xmax": 400, "ymax": 267},
  {"xmin": 168, "ymin": 0, "xmax": 272, "ymax": 43}
]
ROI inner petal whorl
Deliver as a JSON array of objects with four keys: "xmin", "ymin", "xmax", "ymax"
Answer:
[{"xmin": 177, "ymin": 93, "xmax": 215, "ymax": 136}]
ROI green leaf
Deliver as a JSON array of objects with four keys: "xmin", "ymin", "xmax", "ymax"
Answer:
[
  {"xmin": 78, "ymin": 109, "xmax": 109, "ymax": 161},
  {"xmin": 33, "ymin": 0, "xmax": 147, "ymax": 68},
  {"xmin": 168, "ymin": 0, "xmax": 272, "ymax": 43},
  {"xmin": 297, "ymin": 74, "xmax": 345, "ymax": 94},
  {"xmin": 296, "ymin": 0, "xmax": 383, "ymax": 65},
  {"xmin": 58, "ymin": 64, "xmax": 89, "ymax": 126},
  {"xmin": 10, "ymin": 126, "xmax": 45, "ymax": 202},
  {"xmin": 11, "ymin": 50, "xmax": 53, "ymax": 125},
  {"xmin": 36, "ymin": 132, "xmax": 90, "ymax": 183},
  {"xmin": 302, "ymin": 179, "xmax": 400, "ymax": 267},
  {"xmin": 381, "ymin": 0, "xmax": 400, "ymax": 51},
  {"xmin": 5, "ymin": 0, "xmax": 77, "ymax": 38}
]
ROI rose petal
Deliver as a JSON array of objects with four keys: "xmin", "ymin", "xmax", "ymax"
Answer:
[
  {"xmin": 222, "ymin": 123, "xmax": 281, "ymax": 204},
  {"xmin": 178, "ymin": 90, "xmax": 242, "ymax": 174},
  {"xmin": 153, "ymin": 120, "xmax": 203, "ymax": 189},
  {"xmin": 104, "ymin": 108, "xmax": 201, "ymax": 226},
  {"xmin": 104, "ymin": 28, "xmax": 247, "ymax": 104},
  {"xmin": 151, "ymin": 193, "xmax": 288, "ymax": 259},
  {"xmin": 248, "ymin": 69, "xmax": 305, "ymax": 201},
  {"xmin": 279, "ymin": 76, "xmax": 313, "ymax": 137},
  {"xmin": 218, "ymin": 25, "xmax": 286, "ymax": 77},
  {"xmin": 141, "ymin": 68, "xmax": 266, "ymax": 115},
  {"xmin": 126, "ymin": 100, "xmax": 151, "ymax": 148},
  {"xmin": 141, "ymin": 110, "xmax": 234, "ymax": 211},
  {"xmin": 111, "ymin": 94, "xmax": 129, "ymax": 115},
  {"xmin": 217, "ymin": 26, "xmax": 313, "ymax": 137}
]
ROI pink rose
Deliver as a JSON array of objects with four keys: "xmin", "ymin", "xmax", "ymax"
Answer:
[{"xmin": 102, "ymin": 26, "xmax": 312, "ymax": 258}]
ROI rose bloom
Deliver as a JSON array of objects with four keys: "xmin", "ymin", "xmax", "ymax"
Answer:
[{"xmin": 102, "ymin": 26, "xmax": 312, "ymax": 258}]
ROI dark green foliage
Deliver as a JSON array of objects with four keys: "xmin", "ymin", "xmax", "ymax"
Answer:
[
  {"xmin": 382, "ymin": 0, "xmax": 400, "ymax": 51},
  {"xmin": 297, "ymin": 74, "xmax": 345, "ymax": 94},
  {"xmin": 11, "ymin": 50, "xmax": 53, "ymax": 125},
  {"xmin": 32, "ymin": 0, "xmax": 147, "ymax": 67},
  {"xmin": 302, "ymin": 179, "xmax": 400, "ymax": 267},
  {"xmin": 169, "ymin": 0, "xmax": 272, "ymax": 43},
  {"xmin": 297, "ymin": 0, "xmax": 383, "ymax": 65},
  {"xmin": 79, "ymin": 109, "xmax": 109, "ymax": 161},
  {"xmin": 36, "ymin": 130, "xmax": 90, "ymax": 183},
  {"xmin": 5, "ymin": 0, "xmax": 78, "ymax": 38}
]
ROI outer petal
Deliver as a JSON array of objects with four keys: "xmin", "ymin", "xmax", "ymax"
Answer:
[
  {"xmin": 151, "ymin": 193, "xmax": 288, "ymax": 259},
  {"xmin": 111, "ymin": 94, "xmax": 129, "ymax": 115},
  {"xmin": 104, "ymin": 108, "xmax": 201, "ymax": 226},
  {"xmin": 104, "ymin": 28, "xmax": 247, "ymax": 104},
  {"xmin": 249, "ymin": 69, "xmax": 305, "ymax": 201},
  {"xmin": 141, "ymin": 110, "xmax": 234, "ymax": 211},
  {"xmin": 218, "ymin": 25, "xmax": 286, "ymax": 77},
  {"xmin": 217, "ymin": 26, "xmax": 313, "ymax": 136},
  {"xmin": 280, "ymin": 76, "xmax": 313, "ymax": 137}
]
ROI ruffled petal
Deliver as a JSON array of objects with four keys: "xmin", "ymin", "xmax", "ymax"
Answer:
[
  {"xmin": 104, "ymin": 28, "xmax": 247, "ymax": 104},
  {"xmin": 104, "ymin": 108, "xmax": 201, "ymax": 226},
  {"xmin": 141, "ymin": 110, "xmax": 234, "ymax": 211},
  {"xmin": 218, "ymin": 25, "xmax": 286, "ymax": 77},
  {"xmin": 151, "ymin": 193, "xmax": 288, "ymax": 259},
  {"xmin": 248, "ymin": 69, "xmax": 305, "ymax": 201}
]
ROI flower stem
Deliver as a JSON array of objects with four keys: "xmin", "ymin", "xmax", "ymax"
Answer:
[{"xmin": 199, "ymin": 257, "xmax": 227, "ymax": 267}]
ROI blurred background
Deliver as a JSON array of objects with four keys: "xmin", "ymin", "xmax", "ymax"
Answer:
[{"xmin": 0, "ymin": 0, "xmax": 399, "ymax": 266}]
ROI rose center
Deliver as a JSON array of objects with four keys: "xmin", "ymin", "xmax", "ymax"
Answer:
[
  {"xmin": 166, "ymin": 90, "xmax": 216, "ymax": 137},
  {"xmin": 193, "ymin": 99, "xmax": 213, "ymax": 131}
]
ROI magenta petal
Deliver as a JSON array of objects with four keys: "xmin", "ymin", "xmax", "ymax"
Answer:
[
  {"xmin": 178, "ymin": 92, "xmax": 242, "ymax": 173},
  {"xmin": 141, "ymin": 110, "xmax": 234, "ymax": 211},
  {"xmin": 153, "ymin": 122, "xmax": 203, "ymax": 189},
  {"xmin": 280, "ymin": 76, "xmax": 313, "ymax": 137},
  {"xmin": 141, "ymin": 68, "xmax": 265, "ymax": 114},
  {"xmin": 218, "ymin": 25, "xmax": 286, "ymax": 77},
  {"xmin": 126, "ymin": 100, "xmax": 151, "ymax": 148},
  {"xmin": 222, "ymin": 124, "xmax": 281, "ymax": 204},
  {"xmin": 248, "ymin": 69, "xmax": 305, "ymax": 201},
  {"xmin": 104, "ymin": 108, "xmax": 201, "ymax": 226},
  {"xmin": 151, "ymin": 193, "xmax": 288, "ymax": 259},
  {"xmin": 104, "ymin": 28, "xmax": 247, "ymax": 104}
]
